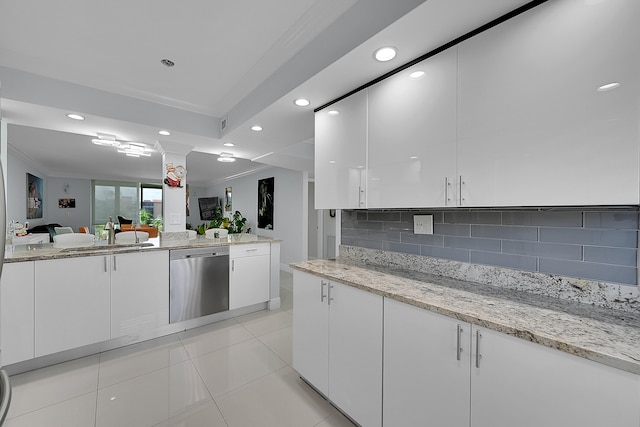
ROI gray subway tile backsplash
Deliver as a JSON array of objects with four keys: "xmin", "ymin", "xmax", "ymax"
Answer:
[
  {"xmin": 401, "ymin": 232, "xmax": 444, "ymax": 247},
  {"xmin": 502, "ymin": 240, "xmax": 582, "ymax": 261},
  {"xmin": 434, "ymin": 223, "xmax": 471, "ymax": 236},
  {"xmin": 539, "ymin": 227, "xmax": 637, "ymax": 248},
  {"xmin": 342, "ymin": 207, "xmax": 639, "ymax": 285},
  {"xmin": 444, "ymin": 236, "xmax": 501, "ymax": 252},
  {"xmin": 471, "ymin": 224, "xmax": 538, "ymax": 241},
  {"xmin": 501, "ymin": 210, "xmax": 583, "ymax": 227},
  {"xmin": 584, "ymin": 212, "xmax": 639, "ymax": 229},
  {"xmin": 383, "ymin": 241, "xmax": 421, "ymax": 255},
  {"xmin": 421, "ymin": 245, "xmax": 470, "ymax": 262},
  {"xmin": 444, "ymin": 211, "xmax": 502, "ymax": 225},
  {"xmin": 583, "ymin": 246, "xmax": 637, "ymax": 267},
  {"xmin": 368, "ymin": 230, "xmax": 401, "ymax": 242},
  {"xmin": 539, "ymin": 258, "xmax": 637, "ymax": 286}
]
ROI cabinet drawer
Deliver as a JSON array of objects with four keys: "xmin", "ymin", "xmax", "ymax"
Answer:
[{"xmin": 230, "ymin": 243, "xmax": 270, "ymax": 258}]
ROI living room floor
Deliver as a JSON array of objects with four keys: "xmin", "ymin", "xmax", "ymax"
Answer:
[{"xmin": 4, "ymin": 272, "xmax": 355, "ymax": 427}]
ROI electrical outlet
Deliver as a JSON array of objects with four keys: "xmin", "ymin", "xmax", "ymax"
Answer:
[{"xmin": 413, "ymin": 215, "xmax": 433, "ymax": 235}]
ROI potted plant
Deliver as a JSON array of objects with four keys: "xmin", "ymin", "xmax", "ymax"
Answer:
[
  {"xmin": 139, "ymin": 209, "xmax": 153, "ymax": 225},
  {"xmin": 227, "ymin": 211, "xmax": 247, "ymax": 234}
]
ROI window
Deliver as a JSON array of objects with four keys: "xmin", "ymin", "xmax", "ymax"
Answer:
[
  {"xmin": 92, "ymin": 180, "xmax": 162, "ymax": 226},
  {"xmin": 141, "ymin": 183, "xmax": 163, "ymax": 220}
]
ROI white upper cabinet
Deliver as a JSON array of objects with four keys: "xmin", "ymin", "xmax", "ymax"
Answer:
[
  {"xmin": 368, "ymin": 48, "xmax": 458, "ymax": 208},
  {"xmin": 457, "ymin": 0, "xmax": 640, "ymax": 207},
  {"xmin": 315, "ymin": 90, "xmax": 368, "ymax": 209}
]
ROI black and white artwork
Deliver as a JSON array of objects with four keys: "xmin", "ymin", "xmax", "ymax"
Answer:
[{"xmin": 258, "ymin": 177, "xmax": 274, "ymax": 230}]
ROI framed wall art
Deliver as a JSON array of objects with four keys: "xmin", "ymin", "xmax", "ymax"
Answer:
[
  {"xmin": 27, "ymin": 173, "xmax": 43, "ymax": 219},
  {"xmin": 258, "ymin": 177, "xmax": 274, "ymax": 230}
]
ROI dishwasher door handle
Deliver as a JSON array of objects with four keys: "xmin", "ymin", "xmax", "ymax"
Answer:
[{"xmin": 181, "ymin": 253, "xmax": 223, "ymax": 259}]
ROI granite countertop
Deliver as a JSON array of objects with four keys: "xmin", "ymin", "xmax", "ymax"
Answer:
[
  {"xmin": 4, "ymin": 235, "xmax": 279, "ymax": 263},
  {"xmin": 291, "ymin": 258, "xmax": 640, "ymax": 375}
]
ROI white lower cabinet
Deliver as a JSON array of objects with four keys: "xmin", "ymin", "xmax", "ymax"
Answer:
[
  {"xmin": 229, "ymin": 244, "xmax": 270, "ymax": 310},
  {"xmin": 470, "ymin": 327, "xmax": 640, "ymax": 427},
  {"xmin": 293, "ymin": 270, "xmax": 383, "ymax": 427},
  {"xmin": 383, "ymin": 298, "xmax": 470, "ymax": 426},
  {"xmin": 111, "ymin": 251, "xmax": 169, "ymax": 338},
  {"xmin": 35, "ymin": 256, "xmax": 111, "ymax": 357},
  {"xmin": 1, "ymin": 262, "xmax": 35, "ymax": 365},
  {"xmin": 34, "ymin": 251, "xmax": 170, "ymax": 358},
  {"xmin": 383, "ymin": 297, "xmax": 640, "ymax": 427}
]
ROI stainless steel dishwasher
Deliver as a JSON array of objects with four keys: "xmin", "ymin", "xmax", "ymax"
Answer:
[{"xmin": 169, "ymin": 246, "xmax": 229, "ymax": 323}]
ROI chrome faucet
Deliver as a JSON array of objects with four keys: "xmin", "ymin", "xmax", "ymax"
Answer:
[{"xmin": 105, "ymin": 216, "xmax": 116, "ymax": 245}]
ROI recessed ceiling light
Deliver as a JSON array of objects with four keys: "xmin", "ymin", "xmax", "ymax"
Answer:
[
  {"xmin": 160, "ymin": 59, "xmax": 175, "ymax": 67},
  {"xmin": 251, "ymin": 125, "xmax": 263, "ymax": 132},
  {"xmin": 158, "ymin": 130, "xmax": 170, "ymax": 136},
  {"xmin": 218, "ymin": 152, "xmax": 236, "ymax": 162},
  {"xmin": 597, "ymin": 82, "xmax": 620, "ymax": 92},
  {"xmin": 410, "ymin": 156, "xmax": 419, "ymax": 160},
  {"xmin": 374, "ymin": 46, "xmax": 397, "ymax": 62},
  {"xmin": 294, "ymin": 98, "xmax": 310, "ymax": 107},
  {"xmin": 327, "ymin": 110, "xmax": 340, "ymax": 117},
  {"xmin": 409, "ymin": 71, "xmax": 425, "ymax": 79},
  {"xmin": 223, "ymin": 142, "xmax": 235, "ymax": 147},
  {"xmin": 329, "ymin": 160, "xmax": 336, "ymax": 164},
  {"xmin": 67, "ymin": 113, "xmax": 85, "ymax": 121}
]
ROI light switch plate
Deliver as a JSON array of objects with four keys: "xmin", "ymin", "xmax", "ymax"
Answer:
[
  {"xmin": 413, "ymin": 215, "xmax": 434, "ymax": 235},
  {"xmin": 170, "ymin": 213, "xmax": 181, "ymax": 225}
]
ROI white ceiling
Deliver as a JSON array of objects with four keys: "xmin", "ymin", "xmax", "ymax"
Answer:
[{"xmin": 0, "ymin": 0, "xmax": 532, "ymax": 187}]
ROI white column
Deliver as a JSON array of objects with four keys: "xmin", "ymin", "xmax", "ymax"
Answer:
[{"xmin": 154, "ymin": 141, "xmax": 193, "ymax": 234}]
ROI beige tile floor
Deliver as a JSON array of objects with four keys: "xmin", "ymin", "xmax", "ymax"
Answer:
[{"xmin": 4, "ymin": 272, "xmax": 356, "ymax": 427}]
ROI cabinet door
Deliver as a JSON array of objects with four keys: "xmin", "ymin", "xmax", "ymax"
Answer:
[
  {"xmin": 229, "ymin": 254, "xmax": 270, "ymax": 310},
  {"xmin": 315, "ymin": 90, "xmax": 367, "ymax": 209},
  {"xmin": 35, "ymin": 256, "xmax": 110, "ymax": 357},
  {"xmin": 368, "ymin": 48, "xmax": 457, "ymax": 208},
  {"xmin": 328, "ymin": 281, "xmax": 383, "ymax": 427},
  {"xmin": 384, "ymin": 298, "xmax": 470, "ymax": 427},
  {"xmin": 292, "ymin": 270, "xmax": 329, "ymax": 395},
  {"xmin": 457, "ymin": 0, "xmax": 640, "ymax": 206},
  {"xmin": 471, "ymin": 327, "xmax": 640, "ymax": 427},
  {"xmin": 1, "ymin": 262, "xmax": 35, "ymax": 365},
  {"xmin": 111, "ymin": 251, "xmax": 169, "ymax": 338}
]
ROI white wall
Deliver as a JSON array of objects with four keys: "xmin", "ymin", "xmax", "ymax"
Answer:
[
  {"xmin": 308, "ymin": 181, "xmax": 318, "ymax": 259},
  {"xmin": 185, "ymin": 184, "xmax": 211, "ymax": 229},
  {"xmin": 45, "ymin": 177, "xmax": 91, "ymax": 232},
  {"xmin": 7, "ymin": 148, "xmax": 94, "ymax": 232},
  {"xmin": 209, "ymin": 166, "xmax": 307, "ymax": 271}
]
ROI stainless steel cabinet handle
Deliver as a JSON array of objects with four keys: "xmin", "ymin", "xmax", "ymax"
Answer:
[
  {"xmin": 457, "ymin": 324, "xmax": 463, "ymax": 361},
  {"xmin": 445, "ymin": 177, "xmax": 448, "ymax": 206},
  {"xmin": 104, "ymin": 256, "xmax": 107, "ymax": 273},
  {"xmin": 476, "ymin": 329, "xmax": 482, "ymax": 368},
  {"xmin": 328, "ymin": 283, "xmax": 334, "ymax": 305},
  {"xmin": 459, "ymin": 175, "xmax": 463, "ymax": 205},
  {"xmin": 320, "ymin": 281, "xmax": 327, "ymax": 302},
  {"xmin": 113, "ymin": 255, "xmax": 117, "ymax": 271},
  {"xmin": 232, "ymin": 259, "xmax": 235, "ymax": 272},
  {"xmin": 358, "ymin": 186, "xmax": 365, "ymax": 207},
  {"xmin": 246, "ymin": 248, "xmax": 258, "ymax": 252}
]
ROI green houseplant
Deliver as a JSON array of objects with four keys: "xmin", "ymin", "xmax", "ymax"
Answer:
[{"xmin": 139, "ymin": 209, "xmax": 153, "ymax": 225}]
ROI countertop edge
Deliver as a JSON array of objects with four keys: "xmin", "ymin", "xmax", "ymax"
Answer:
[
  {"xmin": 5, "ymin": 236, "xmax": 280, "ymax": 263},
  {"xmin": 290, "ymin": 261, "xmax": 640, "ymax": 375}
]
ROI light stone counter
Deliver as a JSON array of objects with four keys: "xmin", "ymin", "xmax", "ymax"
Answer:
[
  {"xmin": 291, "ymin": 258, "xmax": 640, "ymax": 375},
  {"xmin": 4, "ymin": 234, "xmax": 279, "ymax": 263}
]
